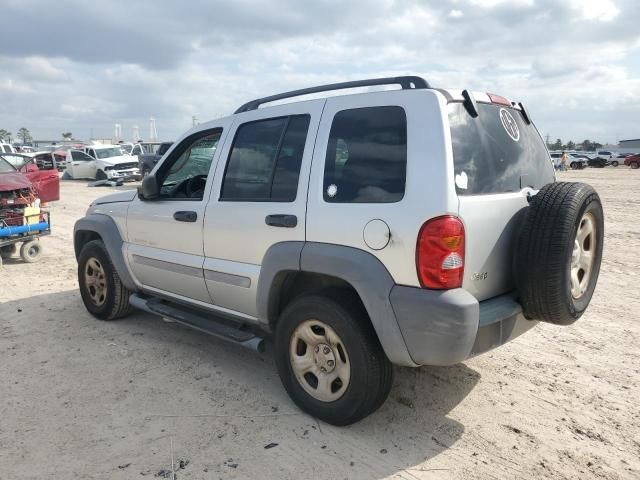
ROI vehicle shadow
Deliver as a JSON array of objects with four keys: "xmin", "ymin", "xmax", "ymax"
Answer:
[{"xmin": 1, "ymin": 289, "xmax": 480, "ymax": 479}]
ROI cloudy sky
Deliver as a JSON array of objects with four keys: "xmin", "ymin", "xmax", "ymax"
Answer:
[{"xmin": 0, "ymin": 0, "xmax": 638, "ymax": 144}]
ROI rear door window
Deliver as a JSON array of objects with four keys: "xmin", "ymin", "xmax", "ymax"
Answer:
[
  {"xmin": 323, "ymin": 106, "xmax": 407, "ymax": 203},
  {"xmin": 449, "ymin": 103, "xmax": 554, "ymax": 195},
  {"xmin": 220, "ymin": 115, "xmax": 310, "ymax": 202}
]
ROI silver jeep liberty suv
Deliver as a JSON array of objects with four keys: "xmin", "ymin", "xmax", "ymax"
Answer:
[{"xmin": 75, "ymin": 76, "xmax": 603, "ymax": 425}]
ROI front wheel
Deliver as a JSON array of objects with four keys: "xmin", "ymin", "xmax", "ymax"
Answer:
[
  {"xmin": 78, "ymin": 239, "xmax": 132, "ymax": 320},
  {"xmin": 630, "ymin": 161, "xmax": 639, "ymax": 169},
  {"xmin": 274, "ymin": 292, "xmax": 393, "ymax": 426},
  {"xmin": 96, "ymin": 169, "xmax": 108, "ymax": 180},
  {"xmin": 611, "ymin": 160, "xmax": 619, "ymax": 167}
]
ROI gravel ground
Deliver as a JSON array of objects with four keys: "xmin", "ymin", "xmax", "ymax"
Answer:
[{"xmin": 1, "ymin": 169, "xmax": 638, "ymax": 479}]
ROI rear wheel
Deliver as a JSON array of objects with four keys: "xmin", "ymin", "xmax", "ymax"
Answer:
[
  {"xmin": 611, "ymin": 160, "xmax": 619, "ymax": 167},
  {"xmin": 630, "ymin": 161, "xmax": 639, "ymax": 169},
  {"xmin": 20, "ymin": 240, "xmax": 43, "ymax": 263},
  {"xmin": 275, "ymin": 291, "xmax": 393, "ymax": 426},
  {"xmin": 514, "ymin": 182, "xmax": 604, "ymax": 325},
  {"xmin": 78, "ymin": 239, "xmax": 132, "ymax": 320}
]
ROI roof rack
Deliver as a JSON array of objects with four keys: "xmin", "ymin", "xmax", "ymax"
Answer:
[{"xmin": 234, "ymin": 76, "xmax": 430, "ymax": 114}]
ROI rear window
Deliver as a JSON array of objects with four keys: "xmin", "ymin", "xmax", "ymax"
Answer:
[{"xmin": 449, "ymin": 103, "xmax": 554, "ymax": 195}]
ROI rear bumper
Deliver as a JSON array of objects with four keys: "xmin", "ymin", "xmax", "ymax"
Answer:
[{"xmin": 390, "ymin": 286, "xmax": 537, "ymax": 366}]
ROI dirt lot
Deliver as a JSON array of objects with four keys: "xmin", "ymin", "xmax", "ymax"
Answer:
[{"xmin": 1, "ymin": 169, "xmax": 638, "ymax": 479}]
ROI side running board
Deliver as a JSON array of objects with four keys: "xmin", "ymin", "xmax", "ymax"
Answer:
[{"xmin": 129, "ymin": 294, "xmax": 265, "ymax": 352}]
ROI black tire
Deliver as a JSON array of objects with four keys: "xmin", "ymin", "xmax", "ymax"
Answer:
[
  {"xmin": 275, "ymin": 291, "xmax": 393, "ymax": 426},
  {"xmin": 514, "ymin": 182, "xmax": 604, "ymax": 325},
  {"xmin": 0, "ymin": 244, "xmax": 16, "ymax": 259},
  {"xmin": 611, "ymin": 160, "xmax": 619, "ymax": 167},
  {"xmin": 96, "ymin": 169, "xmax": 108, "ymax": 180},
  {"xmin": 630, "ymin": 162, "xmax": 639, "ymax": 169},
  {"xmin": 570, "ymin": 162, "xmax": 577, "ymax": 170},
  {"xmin": 20, "ymin": 240, "xmax": 43, "ymax": 263},
  {"xmin": 78, "ymin": 239, "xmax": 132, "ymax": 320}
]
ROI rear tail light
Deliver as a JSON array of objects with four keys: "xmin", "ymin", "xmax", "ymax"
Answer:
[{"xmin": 416, "ymin": 216, "xmax": 465, "ymax": 289}]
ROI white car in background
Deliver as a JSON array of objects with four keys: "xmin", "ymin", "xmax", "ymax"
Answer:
[
  {"xmin": 64, "ymin": 145, "xmax": 140, "ymax": 181},
  {"xmin": 1, "ymin": 142, "xmax": 16, "ymax": 154}
]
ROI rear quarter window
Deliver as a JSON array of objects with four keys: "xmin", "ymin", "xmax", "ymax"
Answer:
[
  {"xmin": 449, "ymin": 102, "xmax": 554, "ymax": 195},
  {"xmin": 323, "ymin": 106, "xmax": 407, "ymax": 203}
]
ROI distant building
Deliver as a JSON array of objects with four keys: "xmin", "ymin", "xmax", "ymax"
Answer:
[
  {"xmin": 619, "ymin": 139, "xmax": 640, "ymax": 151},
  {"xmin": 596, "ymin": 139, "xmax": 640, "ymax": 155}
]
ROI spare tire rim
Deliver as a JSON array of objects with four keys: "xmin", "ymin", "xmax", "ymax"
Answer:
[
  {"xmin": 571, "ymin": 212, "xmax": 596, "ymax": 299},
  {"xmin": 289, "ymin": 320, "xmax": 351, "ymax": 402},
  {"xmin": 85, "ymin": 257, "xmax": 107, "ymax": 306}
]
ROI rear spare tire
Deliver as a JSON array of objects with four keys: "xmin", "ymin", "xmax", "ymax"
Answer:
[{"xmin": 514, "ymin": 182, "xmax": 603, "ymax": 325}]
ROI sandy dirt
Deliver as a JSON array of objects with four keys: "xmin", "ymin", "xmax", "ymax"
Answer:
[{"xmin": 0, "ymin": 170, "xmax": 638, "ymax": 479}]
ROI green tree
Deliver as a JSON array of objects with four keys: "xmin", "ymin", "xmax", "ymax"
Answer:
[
  {"xmin": 552, "ymin": 138, "xmax": 563, "ymax": 150},
  {"xmin": 565, "ymin": 140, "xmax": 575, "ymax": 150},
  {"xmin": 62, "ymin": 132, "xmax": 73, "ymax": 140},
  {"xmin": 17, "ymin": 127, "xmax": 32, "ymax": 143},
  {"xmin": 0, "ymin": 129, "xmax": 11, "ymax": 142}
]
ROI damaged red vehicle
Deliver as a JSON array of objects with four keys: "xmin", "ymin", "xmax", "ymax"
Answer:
[{"xmin": 0, "ymin": 154, "xmax": 60, "ymax": 203}]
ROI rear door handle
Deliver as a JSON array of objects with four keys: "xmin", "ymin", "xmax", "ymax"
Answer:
[
  {"xmin": 265, "ymin": 214, "xmax": 297, "ymax": 228},
  {"xmin": 174, "ymin": 211, "xmax": 197, "ymax": 222}
]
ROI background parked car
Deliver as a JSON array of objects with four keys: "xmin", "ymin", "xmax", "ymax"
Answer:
[
  {"xmin": 0, "ymin": 142, "xmax": 16, "ymax": 154},
  {"xmin": 624, "ymin": 154, "xmax": 640, "ymax": 169},
  {"xmin": 568, "ymin": 153, "xmax": 587, "ymax": 169},
  {"xmin": 0, "ymin": 154, "xmax": 60, "ymax": 202},
  {"xmin": 588, "ymin": 157, "xmax": 609, "ymax": 168},
  {"xmin": 138, "ymin": 141, "xmax": 173, "ymax": 177},
  {"xmin": 63, "ymin": 145, "xmax": 140, "ymax": 181}
]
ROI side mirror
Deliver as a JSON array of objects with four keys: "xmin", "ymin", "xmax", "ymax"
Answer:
[{"xmin": 138, "ymin": 174, "xmax": 159, "ymax": 201}]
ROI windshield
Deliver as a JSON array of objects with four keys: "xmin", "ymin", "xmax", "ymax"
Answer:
[
  {"xmin": 120, "ymin": 144, "xmax": 133, "ymax": 154},
  {"xmin": 95, "ymin": 147, "xmax": 124, "ymax": 159},
  {"xmin": 0, "ymin": 157, "xmax": 16, "ymax": 173},
  {"xmin": 449, "ymin": 102, "xmax": 554, "ymax": 195}
]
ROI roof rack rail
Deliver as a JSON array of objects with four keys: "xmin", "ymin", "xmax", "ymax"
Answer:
[{"xmin": 234, "ymin": 76, "xmax": 430, "ymax": 114}]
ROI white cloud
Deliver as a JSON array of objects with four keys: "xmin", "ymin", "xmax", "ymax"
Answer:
[{"xmin": 569, "ymin": 0, "xmax": 620, "ymax": 21}]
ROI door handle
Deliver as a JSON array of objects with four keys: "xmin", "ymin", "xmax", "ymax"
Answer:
[
  {"xmin": 173, "ymin": 211, "xmax": 198, "ymax": 222},
  {"xmin": 265, "ymin": 214, "xmax": 297, "ymax": 228}
]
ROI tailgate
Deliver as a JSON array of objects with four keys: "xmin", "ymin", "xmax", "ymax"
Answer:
[{"xmin": 458, "ymin": 192, "xmax": 529, "ymax": 301}]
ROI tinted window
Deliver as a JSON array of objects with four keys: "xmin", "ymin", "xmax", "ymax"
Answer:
[
  {"xmin": 449, "ymin": 103, "xmax": 554, "ymax": 195},
  {"xmin": 221, "ymin": 115, "xmax": 310, "ymax": 202},
  {"xmin": 323, "ymin": 106, "xmax": 407, "ymax": 203}
]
